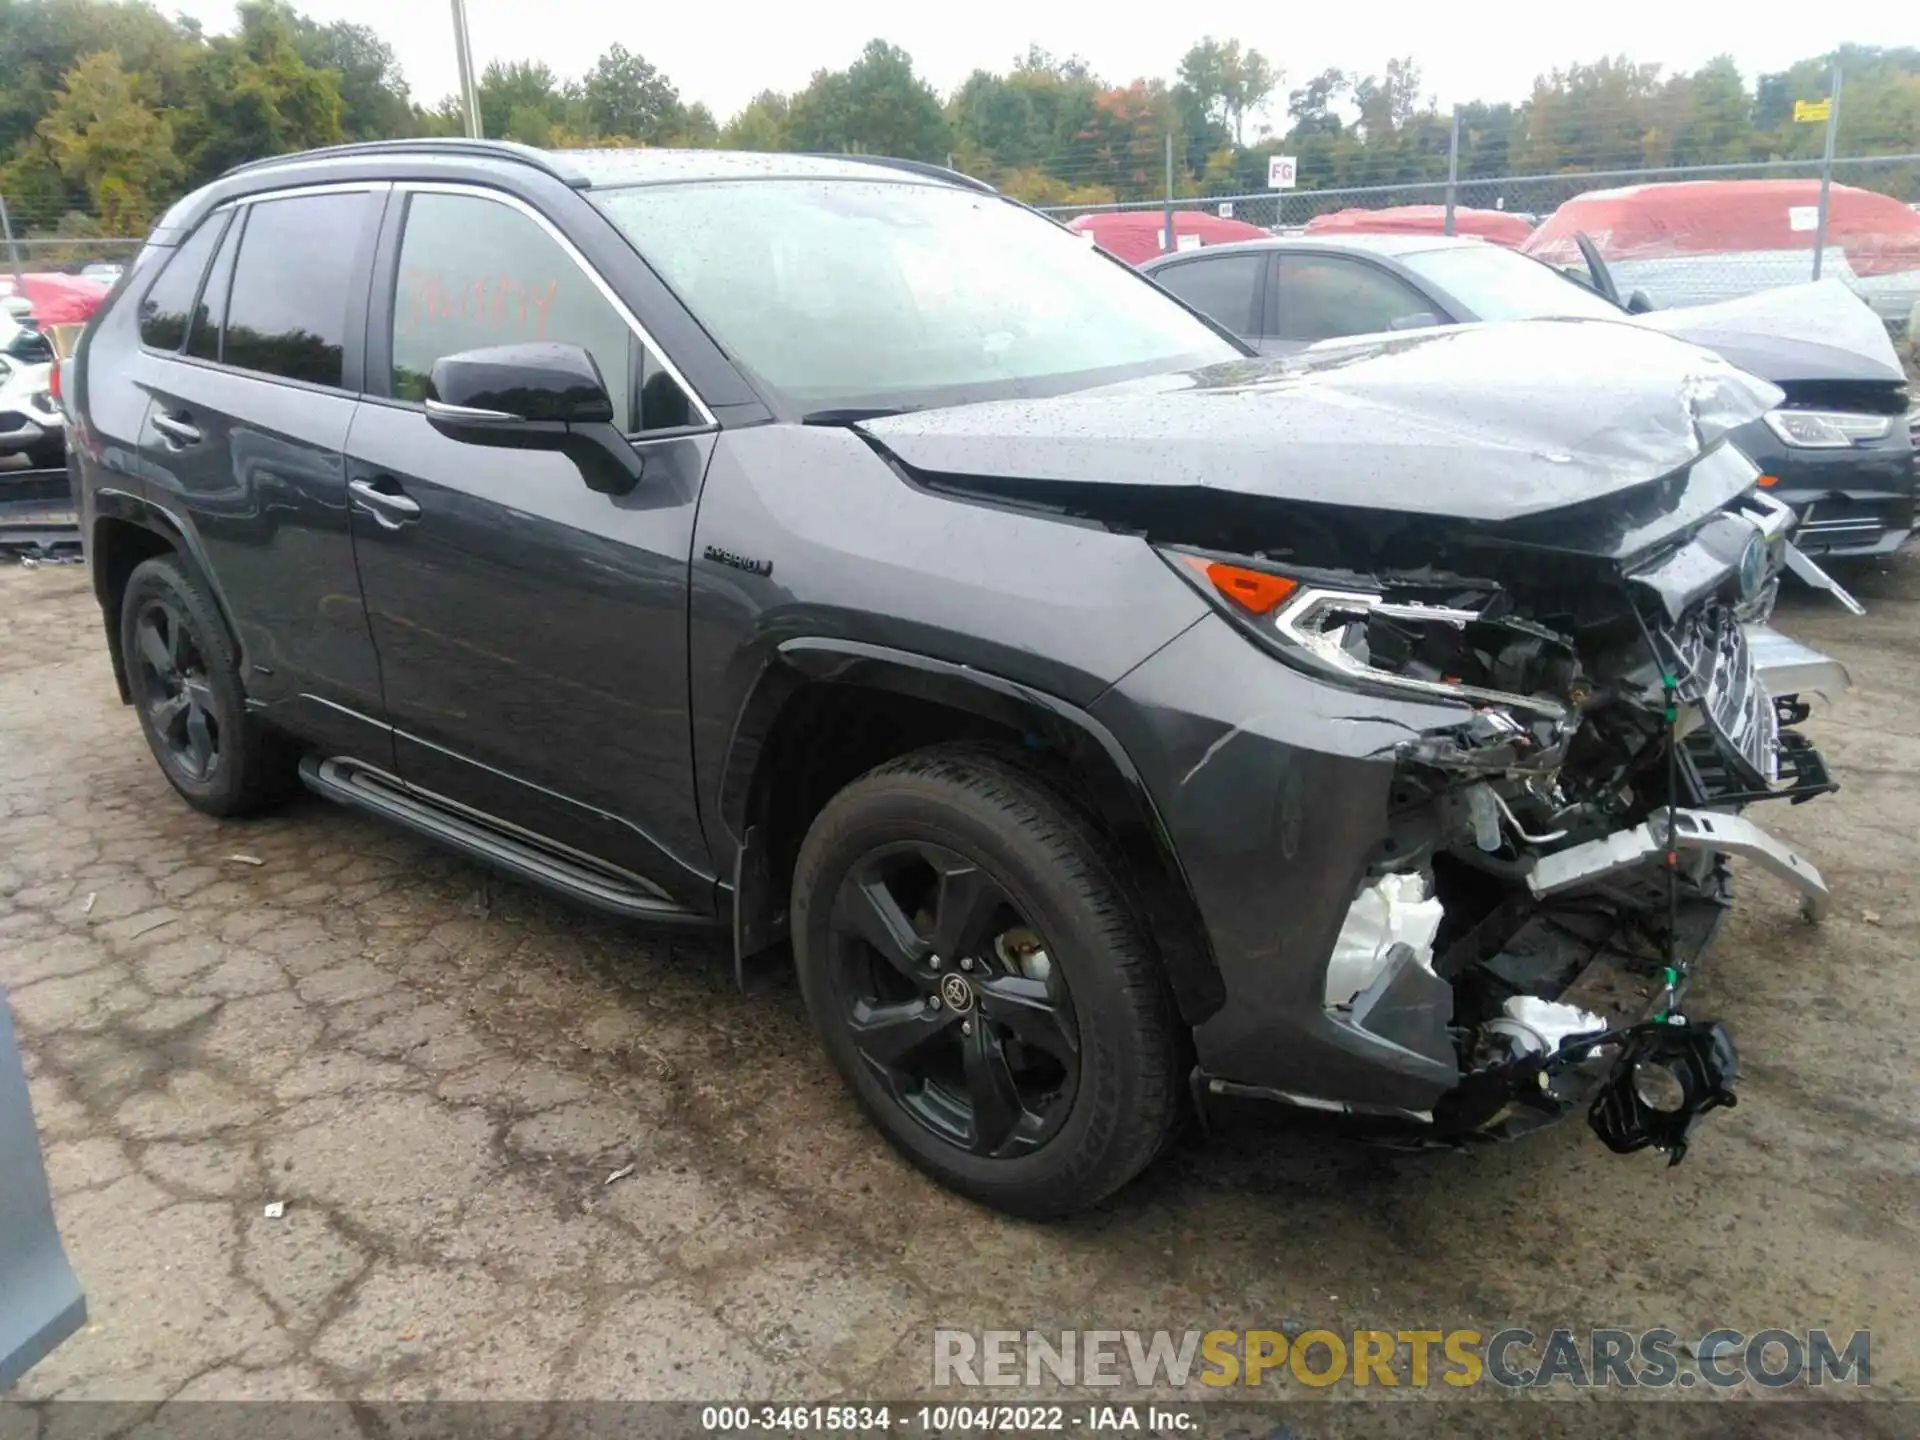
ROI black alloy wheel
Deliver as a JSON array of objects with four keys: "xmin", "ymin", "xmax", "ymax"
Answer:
[
  {"xmin": 131, "ymin": 596, "xmax": 222, "ymax": 784},
  {"xmin": 792, "ymin": 746, "xmax": 1180, "ymax": 1217},
  {"xmin": 828, "ymin": 839, "xmax": 1080, "ymax": 1158},
  {"xmin": 119, "ymin": 554, "xmax": 296, "ymax": 818}
]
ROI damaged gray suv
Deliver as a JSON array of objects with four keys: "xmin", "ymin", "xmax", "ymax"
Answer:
[{"xmin": 71, "ymin": 142, "xmax": 1848, "ymax": 1217}]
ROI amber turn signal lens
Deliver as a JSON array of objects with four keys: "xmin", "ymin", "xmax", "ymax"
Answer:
[
  {"xmin": 1181, "ymin": 555, "xmax": 1299, "ymax": 615},
  {"xmin": 1757, "ymin": 474, "xmax": 1779, "ymax": 487}
]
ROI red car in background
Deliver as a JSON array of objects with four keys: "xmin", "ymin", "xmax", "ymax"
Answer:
[
  {"xmin": 0, "ymin": 272, "xmax": 111, "ymax": 327},
  {"xmin": 1525, "ymin": 179, "xmax": 1920, "ymax": 337},
  {"xmin": 1066, "ymin": 209, "xmax": 1272, "ymax": 264},
  {"xmin": 1304, "ymin": 204, "xmax": 1535, "ymax": 248}
]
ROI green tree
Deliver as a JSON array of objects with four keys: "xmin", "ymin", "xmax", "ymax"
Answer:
[
  {"xmin": 785, "ymin": 39, "xmax": 950, "ymax": 161},
  {"xmin": 35, "ymin": 48, "xmax": 179, "ymax": 232},
  {"xmin": 720, "ymin": 89, "xmax": 790, "ymax": 150},
  {"xmin": 581, "ymin": 43, "xmax": 682, "ymax": 143},
  {"xmin": 1177, "ymin": 36, "xmax": 1277, "ymax": 146},
  {"xmin": 288, "ymin": 9, "xmax": 413, "ymax": 141},
  {"xmin": 173, "ymin": 1, "xmax": 343, "ymax": 182},
  {"xmin": 949, "ymin": 48, "xmax": 1101, "ymax": 181},
  {"xmin": 477, "ymin": 59, "xmax": 562, "ymax": 141},
  {"xmin": 1511, "ymin": 56, "xmax": 1665, "ymax": 172}
]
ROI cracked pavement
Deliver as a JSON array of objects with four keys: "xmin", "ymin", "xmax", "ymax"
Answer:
[{"xmin": 1, "ymin": 555, "xmax": 1915, "ymax": 1414}]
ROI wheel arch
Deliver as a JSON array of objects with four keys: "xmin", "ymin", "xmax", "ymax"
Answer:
[
  {"xmin": 723, "ymin": 638, "xmax": 1227, "ymax": 1027},
  {"xmin": 88, "ymin": 494, "xmax": 238, "ymax": 706}
]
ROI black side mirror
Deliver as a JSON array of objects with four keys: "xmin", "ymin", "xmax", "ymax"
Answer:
[
  {"xmin": 1625, "ymin": 290, "xmax": 1657, "ymax": 315},
  {"xmin": 424, "ymin": 342, "xmax": 641, "ymax": 496}
]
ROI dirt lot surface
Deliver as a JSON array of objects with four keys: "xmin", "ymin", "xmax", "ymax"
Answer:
[{"xmin": 2, "ymin": 553, "xmax": 1916, "ymax": 1427}]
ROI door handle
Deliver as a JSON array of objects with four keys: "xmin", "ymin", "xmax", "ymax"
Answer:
[
  {"xmin": 151, "ymin": 411, "xmax": 201, "ymax": 447},
  {"xmin": 348, "ymin": 477, "xmax": 422, "ymax": 529}
]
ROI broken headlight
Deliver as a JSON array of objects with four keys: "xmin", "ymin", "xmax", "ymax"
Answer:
[{"xmin": 1162, "ymin": 549, "xmax": 1577, "ymax": 720}]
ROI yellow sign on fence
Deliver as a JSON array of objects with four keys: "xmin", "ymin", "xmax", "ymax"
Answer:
[{"xmin": 1793, "ymin": 98, "xmax": 1832, "ymax": 123}]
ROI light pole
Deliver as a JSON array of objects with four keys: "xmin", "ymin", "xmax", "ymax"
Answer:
[{"xmin": 450, "ymin": 0, "xmax": 483, "ymax": 138}]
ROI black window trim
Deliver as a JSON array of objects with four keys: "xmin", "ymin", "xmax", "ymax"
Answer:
[
  {"xmin": 135, "ymin": 208, "xmax": 232, "ymax": 357},
  {"xmin": 184, "ymin": 205, "xmax": 246, "ymax": 364},
  {"xmin": 142, "ymin": 180, "xmax": 389, "ymax": 398},
  {"xmin": 1149, "ymin": 250, "xmax": 1268, "ymax": 339},
  {"xmin": 365, "ymin": 180, "xmax": 718, "ymax": 435}
]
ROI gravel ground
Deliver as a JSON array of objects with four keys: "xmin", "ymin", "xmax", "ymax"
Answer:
[{"xmin": 0, "ymin": 551, "xmax": 1915, "ymax": 1430}]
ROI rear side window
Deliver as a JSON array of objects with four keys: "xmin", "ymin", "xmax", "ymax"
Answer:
[
  {"xmin": 186, "ymin": 211, "xmax": 243, "ymax": 362},
  {"xmin": 1153, "ymin": 254, "xmax": 1264, "ymax": 335},
  {"xmin": 137, "ymin": 216, "xmax": 226, "ymax": 351},
  {"xmin": 221, "ymin": 193, "xmax": 365, "ymax": 388}
]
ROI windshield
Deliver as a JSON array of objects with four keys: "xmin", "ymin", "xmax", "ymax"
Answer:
[
  {"xmin": 1400, "ymin": 244, "xmax": 1624, "ymax": 322},
  {"xmin": 592, "ymin": 179, "xmax": 1237, "ymax": 414}
]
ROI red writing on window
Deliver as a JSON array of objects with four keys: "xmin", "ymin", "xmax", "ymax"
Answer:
[{"xmin": 398, "ymin": 266, "xmax": 561, "ymax": 339}]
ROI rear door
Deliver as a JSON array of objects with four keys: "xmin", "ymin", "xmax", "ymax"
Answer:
[
  {"xmin": 0, "ymin": 990, "xmax": 85, "ymax": 1390},
  {"xmin": 137, "ymin": 185, "xmax": 392, "ymax": 764}
]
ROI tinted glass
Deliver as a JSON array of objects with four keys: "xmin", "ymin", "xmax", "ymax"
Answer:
[
  {"xmin": 223, "ymin": 193, "xmax": 364, "ymax": 387},
  {"xmin": 137, "ymin": 216, "xmax": 225, "ymax": 351},
  {"xmin": 392, "ymin": 192, "xmax": 686, "ymax": 433},
  {"xmin": 593, "ymin": 179, "xmax": 1236, "ymax": 414},
  {"xmin": 1272, "ymin": 255, "xmax": 1437, "ymax": 341},
  {"xmin": 1152, "ymin": 255, "xmax": 1263, "ymax": 334},
  {"xmin": 187, "ymin": 210, "xmax": 243, "ymax": 362}
]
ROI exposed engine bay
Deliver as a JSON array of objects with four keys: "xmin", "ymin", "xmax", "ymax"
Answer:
[{"xmin": 1264, "ymin": 482, "xmax": 1844, "ymax": 1164}]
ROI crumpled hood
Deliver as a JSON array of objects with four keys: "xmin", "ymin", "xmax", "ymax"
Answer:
[
  {"xmin": 859, "ymin": 320, "xmax": 1782, "ymax": 523},
  {"xmin": 1628, "ymin": 279, "xmax": 1906, "ymax": 385}
]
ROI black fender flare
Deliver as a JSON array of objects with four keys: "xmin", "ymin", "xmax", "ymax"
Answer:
[{"xmin": 723, "ymin": 637, "xmax": 1227, "ymax": 1025}]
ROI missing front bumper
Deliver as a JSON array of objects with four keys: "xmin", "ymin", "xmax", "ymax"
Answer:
[{"xmin": 1527, "ymin": 806, "xmax": 1830, "ymax": 921}]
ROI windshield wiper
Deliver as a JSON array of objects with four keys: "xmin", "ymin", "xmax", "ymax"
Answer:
[{"xmin": 800, "ymin": 406, "xmax": 920, "ymax": 425}]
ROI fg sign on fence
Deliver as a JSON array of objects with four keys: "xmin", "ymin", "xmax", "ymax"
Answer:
[{"xmin": 1267, "ymin": 155, "xmax": 1298, "ymax": 189}]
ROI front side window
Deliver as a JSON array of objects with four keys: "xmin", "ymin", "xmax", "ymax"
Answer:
[
  {"xmin": 1153, "ymin": 254, "xmax": 1264, "ymax": 336},
  {"xmin": 221, "ymin": 193, "xmax": 365, "ymax": 387},
  {"xmin": 592, "ymin": 179, "xmax": 1238, "ymax": 414},
  {"xmin": 1271, "ymin": 255, "xmax": 1437, "ymax": 342},
  {"xmin": 137, "ymin": 215, "xmax": 226, "ymax": 351},
  {"xmin": 390, "ymin": 191, "xmax": 692, "ymax": 433}
]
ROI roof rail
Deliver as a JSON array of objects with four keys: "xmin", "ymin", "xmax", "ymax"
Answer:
[
  {"xmin": 221, "ymin": 138, "xmax": 587, "ymax": 187},
  {"xmin": 811, "ymin": 154, "xmax": 998, "ymax": 194}
]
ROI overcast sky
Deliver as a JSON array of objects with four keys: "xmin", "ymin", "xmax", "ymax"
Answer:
[{"xmin": 170, "ymin": 0, "xmax": 1901, "ymax": 127}]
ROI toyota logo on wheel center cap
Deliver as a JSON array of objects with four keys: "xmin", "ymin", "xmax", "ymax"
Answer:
[{"xmin": 940, "ymin": 973, "xmax": 975, "ymax": 1012}]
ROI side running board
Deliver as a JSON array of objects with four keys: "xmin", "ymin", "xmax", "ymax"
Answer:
[{"xmin": 299, "ymin": 757, "xmax": 714, "ymax": 926}]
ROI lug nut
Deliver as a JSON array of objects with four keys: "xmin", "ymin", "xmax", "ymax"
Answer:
[
  {"xmin": 930, "ymin": 955, "xmax": 942, "ymax": 970},
  {"xmin": 927, "ymin": 994, "xmax": 940, "ymax": 1009},
  {"xmin": 961, "ymin": 1020, "xmax": 973, "ymax": 1036},
  {"xmin": 960, "ymin": 957, "xmax": 974, "ymax": 971}
]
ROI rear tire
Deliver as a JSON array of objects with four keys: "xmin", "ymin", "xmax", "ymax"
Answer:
[
  {"xmin": 119, "ymin": 554, "xmax": 295, "ymax": 818},
  {"xmin": 792, "ymin": 745, "xmax": 1179, "ymax": 1218}
]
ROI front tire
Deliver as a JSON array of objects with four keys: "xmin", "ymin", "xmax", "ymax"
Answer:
[
  {"xmin": 792, "ymin": 746, "xmax": 1179, "ymax": 1218},
  {"xmin": 119, "ymin": 554, "xmax": 294, "ymax": 818}
]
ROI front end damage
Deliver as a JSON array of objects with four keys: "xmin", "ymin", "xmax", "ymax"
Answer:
[
  {"xmin": 862, "ymin": 320, "xmax": 1851, "ymax": 1167},
  {"xmin": 1180, "ymin": 478, "xmax": 1846, "ymax": 1164}
]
